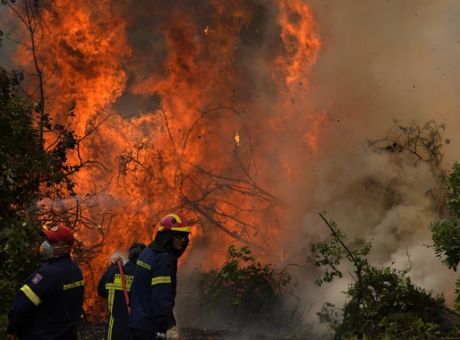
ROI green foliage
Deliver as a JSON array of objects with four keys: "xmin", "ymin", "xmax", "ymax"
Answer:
[
  {"xmin": 181, "ymin": 245, "xmax": 306, "ymax": 336},
  {"xmin": 431, "ymin": 218, "xmax": 460, "ymax": 271},
  {"xmin": 431, "ymin": 163, "xmax": 460, "ymax": 272},
  {"xmin": 311, "ymin": 215, "xmax": 455, "ymax": 339},
  {"xmin": 339, "ymin": 267, "xmax": 446, "ymax": 339},
  {"xmin": 445, "ymin": 162, "xmax": 460, "ymax": 215},
  {"xmin": 309, "ymin": 218, "xmax": 371, "ymax": 286},
  {"xmin": 430, "ymin": 162, "xmax": 460, "ymax": 314},
  {"xmin": 1, "ymin": 71, "xmax": 42, "ymax": 210},
  {"xmin": 200, "ymin": 245, "xmax": 288, "ymax": 318},
  {"xmin": 0, "ymin": 219, "xmax": 41, "ymax": 323},
  {"xmin": 0, "ymin": 67, "xmax": 43, "ymax": 333},
  {"xmin": 0, "ymin": 66, "xmax": 78, "ymax": 334},
  {"xmin": 379, "ymin": 313, "xmax": 442, "ymax": 339}
]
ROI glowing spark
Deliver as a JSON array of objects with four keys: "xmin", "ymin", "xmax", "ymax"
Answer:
[
  {"xmin": 204, "ymin": 25, "xmax": 209, "ymax": 35},
  {"xmin": 234, "ymin": 131, "xmax": 240, "ymax": 146}
]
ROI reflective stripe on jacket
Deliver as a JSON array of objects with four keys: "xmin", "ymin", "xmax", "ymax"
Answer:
[{"xmin": 98, "ymin": 261, "xmax": 136, "ymax": 340}]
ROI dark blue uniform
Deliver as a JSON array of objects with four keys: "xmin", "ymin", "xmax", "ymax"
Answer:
[
  {"xmin": 98, "ymin": 261, "xmax": 136, "ymax": 340},
  {"xmin": 129, "ymin": 247, "xmax": 177, "ymax": 338},
  {"xmin": 7, "ymin": 254, "xmax": 84, "ymax": 340}
]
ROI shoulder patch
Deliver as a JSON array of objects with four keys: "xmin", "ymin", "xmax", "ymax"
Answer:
[{"xmin": 31, "ymin": 273, "xmax": 43, "ymax": 285}]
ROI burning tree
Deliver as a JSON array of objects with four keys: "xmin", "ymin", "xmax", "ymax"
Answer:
[{"xmin": 1, "ymin": 0, "xmax": 323, "ymax": 327}]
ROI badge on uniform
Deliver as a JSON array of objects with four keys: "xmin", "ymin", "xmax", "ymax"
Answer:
[{"xmin": 31, "ymin": 273, "xmax": 43, "ymax": 285}]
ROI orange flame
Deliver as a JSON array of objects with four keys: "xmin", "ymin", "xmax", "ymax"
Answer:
[{"xmin": 9, "ymin": 0, "xmax": 322, "ymax": 318}]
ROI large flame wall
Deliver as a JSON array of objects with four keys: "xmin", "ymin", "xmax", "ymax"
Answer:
[{"xmin": 8, "ymin": 0, "xmax": 322, "ymax": 315}]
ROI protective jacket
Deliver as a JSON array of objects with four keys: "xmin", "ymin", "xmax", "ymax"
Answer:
[
  {"xmin": 7, "ymin": 254, "xmax": 84, "ymax": 340},
  {"xmin": 98, "ymin": 261, "xmax": 136, "ymax": 340},
  {"xmin": 129, "ymin": 244, "xmax": 177, "ymax": 337}
]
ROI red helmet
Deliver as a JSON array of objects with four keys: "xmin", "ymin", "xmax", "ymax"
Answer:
[
  {"xmin": 157, "ymin": 213, "xmax": 191, "ymax": 233},
  {"xmin": 40, "ymin": 223, "xmax": 75, "ymax": 246}
]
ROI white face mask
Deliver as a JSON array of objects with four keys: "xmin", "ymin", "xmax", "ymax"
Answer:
[
  {"xmin": 39, "ymin": 240, "xmax": 54, "ymax": 260},
  {"xmin": 39, "ymin": 240, "xmax": 70, "ymax": 260}
]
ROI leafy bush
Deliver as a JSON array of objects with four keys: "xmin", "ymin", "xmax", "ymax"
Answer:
[
  {"xmin": 312, "ymin": 214, "xmax": 457, "ymax": 339},
  {"xmin": 0, "ymin": 66, "xmax": 77, "ymax": 335},
  {"xmin": 200, "ymin": 245, "xmax": 285, "ymax": 314},
  {"xmin": 179, "ymin": 245, "xmax": 315, "ymax": 338},
  {"xmin": 430, "ymin": 163, "xmax": 460, "ymax": 313},
  {"xmin": 431, "ymin": 163, "xmax": 460, "ymax": 271}
]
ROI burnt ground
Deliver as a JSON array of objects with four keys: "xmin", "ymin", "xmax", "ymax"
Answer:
[{"xmin": 77, "ymin": 324, "xmax": 271, "ymax": 340}]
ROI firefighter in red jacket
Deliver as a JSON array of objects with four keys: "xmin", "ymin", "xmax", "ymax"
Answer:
[
  {"xmin": 98, "ymin": 242, "xmax": 146, "ymax": 340},
  {"xmin": 7, "ymin": 223, "xmax": 84, "ymax": 339},
  {"xmin": 129, "ymin": 213, "xmax": 192, "ymax": 340}
]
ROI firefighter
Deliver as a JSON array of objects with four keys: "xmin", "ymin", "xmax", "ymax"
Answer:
[
  {"xmin": 7, "ymin": 223, "xmax": 84, "ymax": 339},
  {"xmin": 129, "ymin": 213, "xmax": 192, "ymax": 340},
  {"xmin": 98, "ymin": 242, "xmax": 146, "ymax": 340}
]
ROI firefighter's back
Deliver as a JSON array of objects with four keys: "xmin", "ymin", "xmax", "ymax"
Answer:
[
  {"xmin": 129, "ymin": 247, "xmax": 156, "ymax": 334},
  {"xmin": 17, "ymin": 255, "xmax": 84, "ymax": 339},
  {"xmin": 98, "ymin": 261, "xmax": 136, "ymax": 340}
]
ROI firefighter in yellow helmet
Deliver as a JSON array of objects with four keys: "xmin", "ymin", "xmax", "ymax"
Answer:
[{"xmin": 129, "ymin": 213, "xmax": 191, "ymax": 340}]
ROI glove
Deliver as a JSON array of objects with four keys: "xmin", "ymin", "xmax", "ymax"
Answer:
[
  {"xmin": 165, "ymin": 326, "xmax": 179, "ymax": 340},
  {"xmin": 110, "ymin": 252, "xmax": 126, "ymax": 264}
]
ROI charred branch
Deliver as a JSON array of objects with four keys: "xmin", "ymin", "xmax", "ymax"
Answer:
[{"xmin": 368, "ymin": 120, "xmax": 446, "ymax": 169}]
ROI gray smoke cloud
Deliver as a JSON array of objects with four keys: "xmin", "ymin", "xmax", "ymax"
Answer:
[{"xmin": 290, "ymin": 0, "xmax": 460, "ymax": 329}]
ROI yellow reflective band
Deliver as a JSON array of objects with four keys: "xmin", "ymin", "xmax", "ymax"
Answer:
[
  {"xmin": 107, "ymin": 313, "xmax": 114, "ymax": 340},
  {"xmin": 105, "ymin": 283, "xmax": 124, "ymax": 291},
  {"xmin": 105, "ymin": 274, "xmax": 134, "ymax": 292},
  {"xmin": 151, "ymin": 276, "xmax": 171, "ymax": 285},
  {"xmin": 114, "ymin": 274, "xmax": 133, "ymax": 289},
  {"xmin": 136, "ymin": 259, "xmax": 151, "ymax": 270},
  {"xmin": 107, "ymin": 286, "xmax": 115, "ymax": 340},
  {"xmin": 108, "ymin": 287, "xmax": 115, "ymax": 312},
  {"xmin": 20, "ymin": 285, "xmax": 41, "ymax": 305},
  {"xmin": 158, "ymin": 225, "xmax": 191, "ymax": 232},
  {"xmin": 168, "ymin": 213, "xmax": 182, "ymax": 224},
  {"xmin": 171, "ymin": 225, "xmax": 191, "ymax": 232},
  {"xmin": 63, "ymin": 280, "xmax": 84, "ymax": 290}
]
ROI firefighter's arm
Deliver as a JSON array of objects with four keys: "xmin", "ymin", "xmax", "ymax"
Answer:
[
  {"xmin": 97, "ymin": 264, "xmax": 116, "ymax": 298},
  {"xmin": 151, "ymin": 254, "xmax": 176, "ymax": 333},
  {"xmin": 8, "ymin": 269, "xmax": 57, "ymax": 333},
  {"xmin": 7, "ymin": 292, "xmax": 36, "ymax": 334}
]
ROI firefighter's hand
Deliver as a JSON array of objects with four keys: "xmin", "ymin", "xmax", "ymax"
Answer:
[
  {"xmin": 165, "ymin": 326, "xmax": 179, "ymax": 340},
  {"xmin": 110, "ymin": 252, "xmax": 123, "ymax": 264},
  {"xmin": 155, "ymin": 332, "xmax": 166, "ymax": 339}
]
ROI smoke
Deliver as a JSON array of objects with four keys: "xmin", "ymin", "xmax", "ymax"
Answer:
[
  {"xmin": 3, "ymin": 0, "xmax": 460, "ymax": 335},
  {"xmin": 308, "ymin": 0, "xmax": 460, "ymax": 149},
  {"xmin": 289, "ymin": 0, "xmax": 460, "ymax": 324}
]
